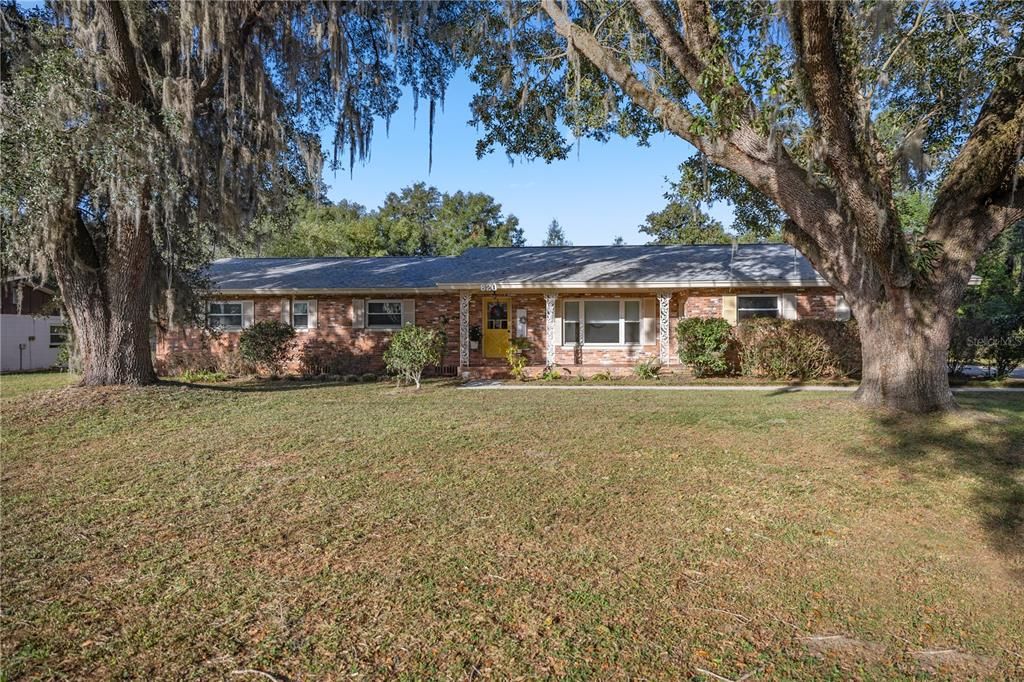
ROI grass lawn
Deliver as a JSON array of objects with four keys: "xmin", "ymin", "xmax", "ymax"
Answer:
[
  {"xmin": 0, "ymin": 371, "xmax": 77, "ymax": 399},
  {"xmin": 2, "ymin": 375, "xmax": 1022, "ymax": 679}
]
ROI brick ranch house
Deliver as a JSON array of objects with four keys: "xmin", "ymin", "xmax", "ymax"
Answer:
[{"xmin": 156, "ymin": 244, "xmax": 852, "ymax": 378}]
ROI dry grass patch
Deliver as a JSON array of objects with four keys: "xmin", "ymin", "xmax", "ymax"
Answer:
[{"xmin": 2, "ymin": 376, "xmax": 1022, "ymax": 679}]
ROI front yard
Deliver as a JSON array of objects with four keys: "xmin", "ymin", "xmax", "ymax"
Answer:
[{"xmin": 2, "ymin": 374, "xmax": 1022, "ymax": 679}]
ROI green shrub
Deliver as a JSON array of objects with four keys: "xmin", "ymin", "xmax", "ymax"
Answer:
[
  {"xmin": 505, "ymin": 338, "xmax": 531, "ymax": 381},
  {"xmin": 539, "ymin": 366, "xmax": 562, "ymax": 381},
  {"xmin": 217, "ymin": 349, "xmax": 256, "ymax": 377},
  {"xmin": 360, "ymin": 372, "xmax": 379, "ymax": 383},
  {"xmin": 161, "ymin": 349, "xmax": 218, "ymax": 376},
  {"xmin": 55, "ymin": 326, "xmax": 82, "ymax": 373},
  {"xmin": 676, "ymin": 317, "xmax": 733, "ymax": 377},
  {"xmin": 590, "ymin": 370, "xmax": 612, "ymax": 381},
  {"xmin": 947, "ymin": 317, "xmax": 979, "ymax": 375},
  {"xmin": 977, "ymin": 313, "xmax": 1024, "ymax": 379},
  {"xmin": 383, "ymin": 324, "xmax": 444, "ymax": 388},
  {"xmin": 787, "ymin": 319, "xmax": 861, "ymax": 378},
  {"xmin": 633, "ymin": 358, "xmax": 661, "ymax": 380},
  {"xmin": 238, "ymin": 321, "xmax": 296, "ymax": 375},
  {"xmin": 179, "ymin": 369, "xmax": 229, "ymax": 383},
  {"xmin": 735, "ymin": 318, "xmax": 860, "ymax": 380}
]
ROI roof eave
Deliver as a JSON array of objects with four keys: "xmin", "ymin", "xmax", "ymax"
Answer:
[
  {"xmin": 214, "ymin": 286, "xmax": 452, "ymax": 296},
  {"xmin": 433, "ymin": 279, "xmax": 831, "ymax": 290}
]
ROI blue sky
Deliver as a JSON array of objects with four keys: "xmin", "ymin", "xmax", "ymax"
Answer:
[{"xmin": 321, "ymin": 71, "xmax": 728, "ymax": 246}]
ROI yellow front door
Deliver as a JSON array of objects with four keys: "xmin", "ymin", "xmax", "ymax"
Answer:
[{"xmin": 482, "ymin": 297, "xmax": 512, "ymax": 358}]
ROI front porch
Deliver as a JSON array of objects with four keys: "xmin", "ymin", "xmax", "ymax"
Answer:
[{"xmin": 455, "ymin": 290, "xmax": 678, "ymax": 378}]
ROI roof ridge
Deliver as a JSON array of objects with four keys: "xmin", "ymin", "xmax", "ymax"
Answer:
[
  {"xmin": 214, "ymin": 255, "xmax": 455, "ymax": 261},
  {"xmin": 466, "ymin": 242, "xmax": 786, "ymax": 250}
]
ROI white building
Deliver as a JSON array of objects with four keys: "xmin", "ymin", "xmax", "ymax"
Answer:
[{"xmin": 1, "ymin": 279, "xmax": 65, "ymax": 372}]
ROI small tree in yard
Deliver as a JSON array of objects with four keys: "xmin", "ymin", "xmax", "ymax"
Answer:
[
  {"xmin": 384, "ymin": 324, "xmax": 444, "ymax": 389},
  {"xmin": 238, "ymin": 321, "xmax": 296, "ymax": 376},
  {"xmin": 505, "ymin": 338, "xmax": 532, "ymax": 381},
  {"xmin": 676, "ymin": 318, "xmax": 733, "ymax": 377}
]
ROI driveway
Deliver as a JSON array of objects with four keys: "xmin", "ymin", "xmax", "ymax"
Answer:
[{"xmin": 957, "ymin": 364, "xmax": 1024, "ymax": 379}]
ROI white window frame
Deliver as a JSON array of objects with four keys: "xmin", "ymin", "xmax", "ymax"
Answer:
[
  {"xmin": 207, "ymin": 300, "xmax": 245, "ymax": 331},
  {"xmin": 736, "ymin": 294, "xmax": 781, "ymax": 321},
  {"xmin": 366, "ymin": 299, "xmax": 404, "ymax": 330},
  {"xmin": 562, "ymin": 299, "xmax": 642, "ymax": 347},
  {"xmin": 291, "ymin": 300, "xmax": 312, "ymax": 331},
  {"xmin": 49, "ymin": 324, "xmax": 67, "ymax": 349}
]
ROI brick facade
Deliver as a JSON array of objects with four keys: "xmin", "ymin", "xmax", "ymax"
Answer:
[{"xmin": 156, "ymin": 287, "xmax": 840, "ymax": 376}]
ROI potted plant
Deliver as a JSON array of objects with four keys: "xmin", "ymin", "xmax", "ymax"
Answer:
[{"xmin": 469, "ymin": 324, "xmax": 482, "ymax": 350}]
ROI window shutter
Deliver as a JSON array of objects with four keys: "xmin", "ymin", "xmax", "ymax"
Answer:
[
  {"xmin": 552, "ymin": 301, "xmax": 562, "ymax": 346},
  {"xmin": 308, "ymin": 299, "xmax": 318, "ymax": 329},
  {"xmin": 401, "ymin": 299, "xmax": 415, "ymax": 326},
  {"xmin": 641, "ymin": 298, "xmax": 657, "ymax": 344},
  {"xmin": 721, "ymin": 295, "xmax": 737, "ymax": 325},
  {"xmin": 352, "ymin": 298, "xmax": 365, "ymax": 328},
  {"xmin": 835, "ymin": 295, "xmax": 851, "ymax": 321},
  {"xmin": 241, "ymin": 301, "xmax": 255, "ymax": 328},
  {"xmin": 281, "ymin": 298, "xmax": 291, "ymax": 324},
  {"xmin": 781, "ymin": 294, "xmax": 798, "ymax": 320}
]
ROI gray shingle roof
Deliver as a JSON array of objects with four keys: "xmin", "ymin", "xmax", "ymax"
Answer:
[
  {"xmin": 208, "ymin": 244, "xmax": 827, "ymax": 292},
  {"xmin": 208, "ymin": 256, "xmax": 457, "ymax": 292},
  {"xmin": 439, "ymin": 244, "xmax": 824, "ymax": 285}
]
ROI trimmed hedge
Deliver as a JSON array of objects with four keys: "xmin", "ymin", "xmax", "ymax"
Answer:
[
  {"xmin": 734, "ymin": 318, "xmax": 860, "ymax": 380},
  {"xmin": 238, "ymin": 320, "xmax": 297, "ymax": 375},
  {"xmin": 949, "ymin": 313, "xmax": 1024, "ymax": 378},
  {"xmin": 676, "ymin": 317, "xmax": 734, "ymax": 377}
]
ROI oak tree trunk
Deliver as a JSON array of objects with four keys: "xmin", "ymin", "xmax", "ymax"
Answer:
[
  {"xmin": 50, "ymin": 212, "xmax": 158, "ymax": 386},
  {"xmin": 852, "ymin": 302, "xmax": 956, "ymax": 413}
]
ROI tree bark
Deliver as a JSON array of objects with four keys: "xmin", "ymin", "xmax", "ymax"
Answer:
[
  {"xmin": 49, "ymin": 209, "xmax": 158, "ymax": 386},
  {"xmin": 852, "ymin": 300, "xmax": 956, "ymax": 412}
]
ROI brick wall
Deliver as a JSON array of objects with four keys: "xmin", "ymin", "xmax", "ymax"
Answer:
[
  {"xmin": 157, "ymin": 294, "xmax": 461, "ymax": 375},
  {"xmin": 156, "ymin": 286, "xmax": 840, "ymax": 375}
]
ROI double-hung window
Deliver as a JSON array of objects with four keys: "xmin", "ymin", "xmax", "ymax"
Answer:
[
  {"xmin": 623, "ymin": 300, "xmax": 640, "ymax": 343},
  {"xmin": 563, "ymin": 299, "xmax": 641, "ymax": 345},
  {"xmin": 291, "ymin": 301, "xmax": 310, "ymax": 330},
  {"xmin": 367, "ymin": 300, "xmax": 403, "ymax": 329},
  {"xmin": 584, "ymin": 300, "xmax": 620, "ymax": 343},
  {"xmin": 563, "ymin": 301, "xmax": 581, "ymax": 343},
  {"xmin": 49, "ymin": 324, "xmax": 67, "ymax": 348},
  {"xmin": 208, "ymin": 301, "xmax": 244, "ymax": 330},
  {"xmin": 736, "ymin": 295, "xmax": 779, "ymax": 320}
]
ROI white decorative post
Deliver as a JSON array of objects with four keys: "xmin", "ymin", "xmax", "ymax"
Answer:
[
  {"xmin": 544, "ymin": 293, "xmax": 558, "ymax": 367},
  {"xmin": 657, "ymin": 292, "xmax": 671, "ymax": 365},
  {"xmin": 459, "ymin": 291, "xmax": 471, "ymax": 368}
]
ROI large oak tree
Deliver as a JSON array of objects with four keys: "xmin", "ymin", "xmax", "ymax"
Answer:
[
  {"xmin": 1, "ymin": 1, "xmax": 461, "ymax": 385},
  {"xmin": 466, "ymin": 0, "xmax": 1024, "ymax": 412}
]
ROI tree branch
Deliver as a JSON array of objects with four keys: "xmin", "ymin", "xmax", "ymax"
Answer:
[
  {"xmin": 540, "ymin": 0, "xmax": 699, "ymax": 144},
  {"xmin": 193, "ymin": 5, "xmax": 265, "ymax": 107},
  {"xmin": 789, "ymin": 1, "xmax": 911, "ymax": 289},
  {"xmin": 932, "ymin": 35, "xmax": 1024, "ymax": 237},
  {"xmin": 95, "ymin": 1, "xmax": 148, "ymax": 107},
  {"xmin": 864, "ymin": 0, "xmax": 931, "ymax": 115},
  {"xmin": 632, "ymin": 0, "xmax": 703, "ymax": 93},
  {"xmin": 541, "ymin": 0, "xmax": 872, "ymax": 292}
]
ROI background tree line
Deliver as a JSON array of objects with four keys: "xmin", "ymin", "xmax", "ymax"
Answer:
[{"xmin": 248, "ymin": 183, "xmax": 524, "ymax": 257}]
